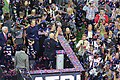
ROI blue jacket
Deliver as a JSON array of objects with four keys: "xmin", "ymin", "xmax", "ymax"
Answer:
[
  {"xmin": 0, "ymin": 32, "xmax": 7, "ymax": 47},
  {"xmin": 26, "ymin": 26, "xmax": 39, "ymax": 40}
]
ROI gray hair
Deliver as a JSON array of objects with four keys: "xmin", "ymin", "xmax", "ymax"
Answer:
[
  {"xmin": 88, "ymin": 24, "xmax": 92, "ymax": 27},
  {"xmin": 2, "ymin": 26, "xmax": 8, "ymax": 32},
  {"xmin": 56, "ymin": 21, "xmax": 62, "ymax": 27}
]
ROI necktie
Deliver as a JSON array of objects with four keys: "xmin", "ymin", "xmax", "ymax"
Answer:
[{"xmin": 4, "ymin": 34, "xmax": 7, "ymax": 41}]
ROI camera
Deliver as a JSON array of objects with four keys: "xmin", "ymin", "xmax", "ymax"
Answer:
[{"xmin": 111, "ymin": 65, "xmax": 117, "ymax": 71}]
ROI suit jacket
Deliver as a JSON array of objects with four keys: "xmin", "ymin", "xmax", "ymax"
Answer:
[
  {"xmin": 26, "ymin": 26, "xmax": 39, "ymax": 41},
  {"xmin": 85, "ymin": 30, "xmax": 94, "ymax": 38},
  {"xmin": 43, "ymin": 38, "xmax": 57, "ymax": 59},
  {"xmin": 14, "ymin": 51, "xmax": 29, "ymax": 70},
  {"xmin": 0, "ymin": 32, "xmax": 7, "ymax": 47}
]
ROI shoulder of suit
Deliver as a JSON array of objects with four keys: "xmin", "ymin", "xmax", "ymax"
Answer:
[{"xmin": 16, "ymin": 51, "xmax": 26, "ymax": 54}]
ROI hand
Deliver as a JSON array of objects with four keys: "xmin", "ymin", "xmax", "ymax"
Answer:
[
  {"xmin": 68, "ymin": 39, "xmax": 71, "ymax": 42},
  {"xmin": 57, "ymin": 27, "xmax": 62, "ymax": 34},
  {"xmin": 113, "ymin": 72, "xmax": 116, "ymax": 76},
  {"xmin": 32, "ymin": 54, "xmax": 36, "ymax": 59},
  {"xmin": 8, "ymin": 33, "xmax": 11, "ymax": 37},
  {"xmin": 43, "ymin": 57, "xmax": 46, "ymax": 60},
  {"xmin": 0, "ymin": 46, "xmax": 2, "ymax": 50},
  {"xmin": 44, "ymin": 32, "xmax": 48, "ymax": 36}
]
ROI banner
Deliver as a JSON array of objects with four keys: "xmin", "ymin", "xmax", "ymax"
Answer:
[{"xmin": 32, "ymin": 72, "xmax": 81, "ymax": 80}]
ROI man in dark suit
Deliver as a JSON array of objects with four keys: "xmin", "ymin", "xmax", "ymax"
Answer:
[
  {"xmin": 26, "ymin": 20, "xmax": 39, "ymax": 58},
  {"xmin": 43, "ymin": 33, "xmax": 57, "ymax": 69},
  {"xmin": 0, "ymin": 26, "xmax": 8, "ymax": 47},
  {"xmin": 0, "ymin": 26, "xmax": 8, "ymax": 66}
]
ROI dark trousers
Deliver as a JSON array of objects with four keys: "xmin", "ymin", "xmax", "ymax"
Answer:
[
  {"xmin": 33, "ymin": 40, "xmax": 40, "ymax": 59},
  {"xmin": 86, "ymin": 19, "xmax": 94, "ymax": 25},
  {"xmin": 44, "ymin": 58, "xmax": 56, "ymax": 69}
]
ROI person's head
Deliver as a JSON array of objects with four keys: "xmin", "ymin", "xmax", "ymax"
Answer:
[
  {"xmin": 6, "ymin": 40, "xmax": 11, "ymax": 45},
  {"xmin": 66, "ymin": 27, "xmax": 71, "ymax": 34},
  {"xmin": 82, "ymin": 34, "xmax": 87, "ymax": 40},
  {"xmin": 31, "ymin": 9, "xmax": 36, "ymax": 16},
  {"xmin": 104, "ymin": 64, "xmax": 110, "ymax": 70},
  {"xmin": 49, "ymin": 33, "xmax": 55, "ymax": 39},
  {"xmin": 52, "ymin": 4, "xmax": 56, "ymax": 8},
  {"xmin": 67, "ymin": 8, "xmax": 73, "ymax": 15},
  {"xmin": 51, "ymin": 4, "xmax": 56, "ymax": 10},
  {"xmin": 116, "ymin": 8, "xmax": 120, "ymax": 14},
  {"xmin": 115, "ymin": 53, "xmax": 119, "ymax": 59},
  {"xmin": 19, "ymin": 11, "xmax": 24, "ymax": 18},
  {"xmin": 51, "ymin": 22, "xmax": 56, "ymax": 31},
  {"xmin": 105, "ymin": 23, "xmax": 109, "ymax": 27},
  {"xmin": 31, "ymin": 19, "xmax": 36, "ymax": 27},
  {"xmin": 104, "ymin": 32, "xmax": 108, "ymax": 38},
  {"xmin": 96, "ymin": 29, "xmax": 100, "ymax": 33},
  {"xmin": 24, "ymin": 0, "xmax": 29, "ymax": 6},
  {"xmin": 97, "ymin": 38, "xmax": 101, "ymax": 44},
  {"xmin": 88, "ymin": 24, "xmax": 92, "ymax": 31},
  {"xmin": 2, "ymin": 26, "xmax": 8, "ymax": 34},
  {"xmin": 4, "ymin": 13, "xmax": 10, "ymax": 21},
  {"xmin": 56, "ymin": 21, "xmax": 62, "ymax": 27},
  {"xmin": 115, "ymin": 21, "xmax": 119, "ymax": 27},
  {"xmin": 100, "ymin": 10, "xmax": 105, "ymax": 15},
  {"xmin": 89, "ymin": 1, "xmax": 94, "ymax": 7},
  {"xmin": 19, "ymin": 44, "xmax": 27, "ymax": 51},
  {"xmin": 95, "ymin": 52, "xmax": 99, "ymax": 56},
  {"xmin": 42, "ymin": 13, "xmax": 47, "ymax": 20},
  {"xmin": 39, "ymin": 0, "xmax": 43, "ymax": 3},
  {"xmin": 57, "ymin": 26, "xmax": 62, "ymax": 35}
]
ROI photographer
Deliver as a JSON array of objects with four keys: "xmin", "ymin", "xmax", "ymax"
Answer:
[
  {"xmin": 102, "ymin": 63, "xmax": 113, "ymax": 80},
  {"xmin": 94, "ymin": 10, "xmax": 109, "ymax": 24},
  {"xmin": 76, "ymin": 34, "xmax": 90, "ymax": 62},
  {"xmin": 83, "ymin": 1, "xmax": 98, "ymax": 24},
  {"xmin": 49, "ymin": 4, "xmax": 59, "ymax": 21}
]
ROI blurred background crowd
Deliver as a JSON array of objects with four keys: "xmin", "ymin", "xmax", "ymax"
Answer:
[{"xmin": 0, "ymin": 0, "xmax": 120, "ymax": 80}]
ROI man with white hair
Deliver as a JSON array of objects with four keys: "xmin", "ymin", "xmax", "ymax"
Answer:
[
  {"xmin": 0, "ymin": 26, "xmax": 8, "ymax": 58},
  {"xmin": 43, "ymin": 32, "xmax": 57, "ymax": 69},
  {"xmin": 0, "ymin": 26, "xmax": 8, "ymax": 47}
]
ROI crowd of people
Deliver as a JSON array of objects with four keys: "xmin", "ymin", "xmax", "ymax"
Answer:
[{"xmin": 0, "ymin": 0, "xmax": 120, "ymax": 80}]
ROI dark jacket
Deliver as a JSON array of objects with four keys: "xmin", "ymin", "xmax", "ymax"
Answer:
[
  {"xmin": 43, "ymin": 38, "xmax": 57, "ymax": 59},
  {"xmin": 0, "ymin": 32, "xmax": 7, "ymax": 47},
  {"xmin": 26, "ymin": 26, "xmax": 39, "ymax": 40}
]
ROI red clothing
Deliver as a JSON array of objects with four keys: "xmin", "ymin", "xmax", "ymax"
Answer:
[{"xmin": 94, "ymin": 14, "xmax": 109, "ymax": 23}]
